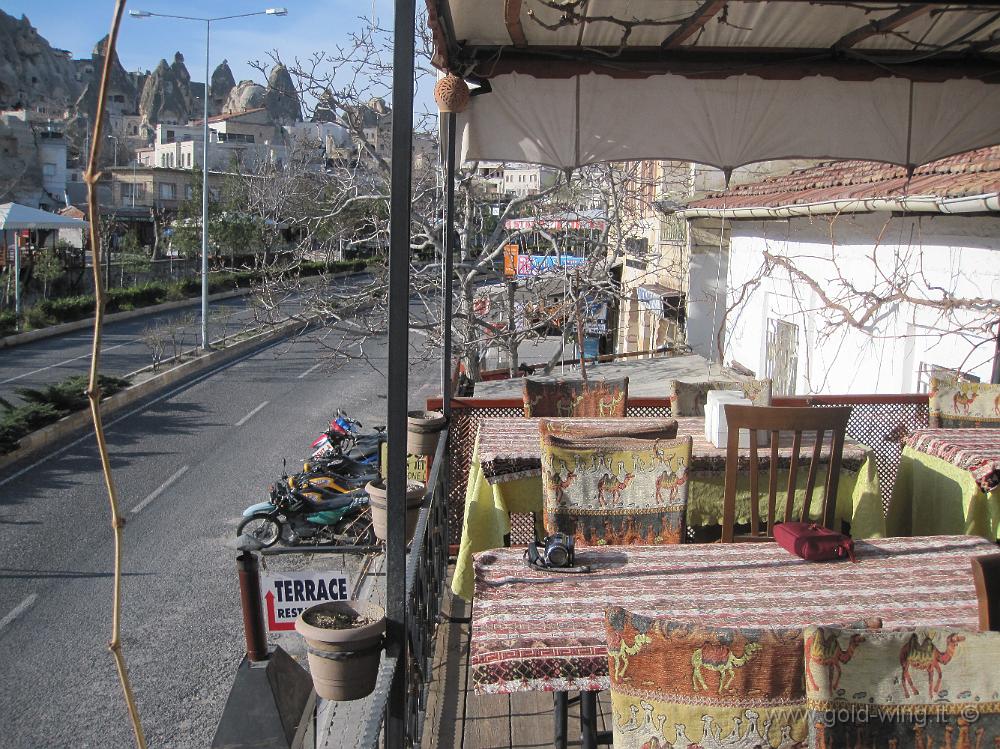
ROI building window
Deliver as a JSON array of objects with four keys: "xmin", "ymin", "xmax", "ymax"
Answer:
[
  {"xmin": 166, "ymin": 129, "xmax": 175, "ymax": 142},
  {"xmin": 186, "ymin": 153, "xmax": 191, "ymax": 167},
  {"xmin": 42, "ymin": 163, "xmax": 56, "ymax": 177},
  {"xmin": 184, "ymin": 184, "xmax": 193, "ymax": 200},
  {"xmin": 158, "ymin": 183, "xmax": 177, "ymax": 200}
]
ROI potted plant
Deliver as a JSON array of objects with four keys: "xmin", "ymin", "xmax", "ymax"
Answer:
[
  {"xmin": 406, "ymin": 410, "xmax": 446, "ymax": 456},
  {"xmin": 366, "ymin": 479, "xmax": 425, "ymax": 543},
  {"xmin": 295, "ymin": 601, "xmax": 385, "ymax": 701}
]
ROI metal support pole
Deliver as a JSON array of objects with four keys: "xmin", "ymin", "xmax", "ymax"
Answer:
[
  {"xmin": 387, "ymin": 0, "xmax": 416, "ymax": 746},
  {"xmin": 992, "ymin": 320, "xmax": 1000, "ymax": 384},
  {"xmin": 13, "ymin": 234, "xmax": 20, "ymax": 329},
  {"xmin": 201, "ymin": 18, "xmax": 211, "ymax": 350},
  {"xmin": 442, "ymin": 112, "xmax": 457, "ymax": 419},
  {"xmin": 236, "ymin": 551, "xmax": 269, "ymax": 662}
]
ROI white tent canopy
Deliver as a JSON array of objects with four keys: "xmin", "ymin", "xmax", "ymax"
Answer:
[
  {"xmin": 0, "ymin": 202, "xmax": 89, "ymax": 230},
  {"xmin": 428, "ymin": 0, "xmax": 1000, "ymax": 170}
]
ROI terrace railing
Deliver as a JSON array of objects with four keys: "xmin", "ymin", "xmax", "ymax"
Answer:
[
  {"xmin": 427, "ymin": 393, "xmax": 929, "ymax": 546},
  {"xmin": 359, "ymin": 427, "xmax": 451, "ymax": 748}
]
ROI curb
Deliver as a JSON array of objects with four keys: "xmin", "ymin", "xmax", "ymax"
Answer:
[
  {"xmin": 0, "ymin": 288, "xmax": 251, "ymax": 349},
  {"xmin": 0, "ymin": 316, "xmax": 315, "ymax": 475}
]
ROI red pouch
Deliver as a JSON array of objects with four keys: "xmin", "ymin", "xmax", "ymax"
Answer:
[{"xmin": 773, "ymin": 522, "xmax": 857, "ymax": 562}]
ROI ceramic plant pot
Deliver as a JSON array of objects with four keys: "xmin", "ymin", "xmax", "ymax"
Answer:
[
  {"xmin": 366, "ymin": 479, "xmax": 425, "ymax": 543},
  {"xmin": 295, "ymin": 601, "xmax": 385, "ymax": 701},
  {"xmin": 433, "ymin": 73, "xmax": 470, "ymax": 113},
  {"xmin": 406, "ymin": 410, "xmax": 446, "ymax": 456}
]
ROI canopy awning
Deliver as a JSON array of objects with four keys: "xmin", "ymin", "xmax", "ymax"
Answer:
[
  {"xmin": 428, "ymin": 1, "xmax": 1000, "ymax": 170},
  {"xmin": 0, "ymin": 202, "xmax": 89, "ymax": 230}
]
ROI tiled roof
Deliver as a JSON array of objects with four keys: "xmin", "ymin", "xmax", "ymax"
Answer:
[{"xmin": 686, "ymin": 147, "xmax": 1000, "ymax": 212}]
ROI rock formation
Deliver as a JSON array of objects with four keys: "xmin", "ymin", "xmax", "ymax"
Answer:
[
  {"xmin": 264, "ymin": 64, "xmax": 301, "ymax": 124},
  {"xmin": 139, "ymin": 59, "xmax": 191, "ymax": 126},
  {"xmin": 0, "ymin": 10, "xmax": 81, "ymax": 112},
  {"xmin": 170, "ymin": 52, "xmax": 194, "ymax": 111},
  {"xmin": 73, "ymin": 35, "xmax": 137, "ymax": 120},
  {"xmin": 209, "ymin": 60, "xmax": 236, "ymax": 114},
  {"xmin": 312, "ymin": 88, "xmax": 339, "ymax": 123},
  {"xmin": 222, "ymin": 80, "xmax": 267, "ymax": 114}
]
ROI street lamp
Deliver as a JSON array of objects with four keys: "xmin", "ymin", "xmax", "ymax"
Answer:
[
  {"xmin": 130, "ymin": 7, "xmax": 288, "ymax": 350},
  {"xmin": 106, "ymin": 134, "xmax": 118, "ymax": 167}
]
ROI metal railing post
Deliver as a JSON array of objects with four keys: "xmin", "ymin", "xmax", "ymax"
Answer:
[
  {"xmin": 236, "ymin": 551, "xmax": 269, "ymax": 662},
  {"xmin": 387, "ymin": 0, "xmax": 416, "ymax": 745}
]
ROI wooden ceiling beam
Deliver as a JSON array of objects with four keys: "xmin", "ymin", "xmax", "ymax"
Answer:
[
  {"xmin": 504, "ymin": 0, "xmax": 529, "ymax": 48},
  {"xmin": 661, "ymin": 0, "xmax": 728, "ymax": 48},
  {"xmin": 833, "ymin": 4, "xmax": 938, "ymax": 50}
]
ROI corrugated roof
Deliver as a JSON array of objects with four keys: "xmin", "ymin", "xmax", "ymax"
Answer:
[{"xmin": 686, "ymin": 147, "xmax": 1000, "ymax": 212}]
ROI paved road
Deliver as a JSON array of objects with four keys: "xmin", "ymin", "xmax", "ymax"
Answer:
[
  {"xmin": 0, "ymin": 273, "xmax": 366, "ymax": 405},
  {"xmin": 0, "ymin": 313, "xmax": 439, "ymax": 748}
]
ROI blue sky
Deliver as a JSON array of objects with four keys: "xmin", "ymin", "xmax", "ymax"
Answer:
[{"xmin": 2, "ymin": 1, "xmax": 427, "ymax": 109}]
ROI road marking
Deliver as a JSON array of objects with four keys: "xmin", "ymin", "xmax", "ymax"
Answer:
[
  {"xmin": 0, "ymin": 594, "xmax": 37, "ymax": 633},
  {"xmin": 0, "ymin": 341, "xmax": 134, "ymax": 385},
  {"xmin": 0, "ymin": 344, "xmax": 274, "ymax": 490},
  {"xmin": 297, "ymin": 361, "xmax": 324, "ymax": 379},
  {"xmin": 235, "ymin": 401, "xmax": 269, "ymax": 426},
  {"xmin": 132, "ymin": 465, "xmax": 189, "ymax": 514}
]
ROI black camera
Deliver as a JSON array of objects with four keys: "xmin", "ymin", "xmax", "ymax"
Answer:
[{"xmin": 526, "ymin": 533, "xmax": 580, "ymax": 570}]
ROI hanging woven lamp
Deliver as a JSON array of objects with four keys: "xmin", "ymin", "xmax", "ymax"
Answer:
[{"xmin": 434, "ymin": 73, "xmax": 471, "ymax": 113}]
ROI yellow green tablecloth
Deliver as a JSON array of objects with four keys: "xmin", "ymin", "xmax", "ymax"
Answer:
[
  {"xmin": 452, "ymin": 431, "xmax": 884, "ymax": 600},
  {"xmin": 887, "ymin": 445, "xmax": 1000, "ymax": 540}
]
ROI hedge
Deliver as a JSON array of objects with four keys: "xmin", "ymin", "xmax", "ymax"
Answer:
[{"xmin": 0, "ymin": 374, "xmax": 131, "ymax": 455}]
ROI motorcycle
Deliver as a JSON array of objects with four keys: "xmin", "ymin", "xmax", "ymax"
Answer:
[
  {"xmin": 238, "ymin": 478, "xmax": 375, "ymax": 548},
  {"xmin": 291, "ymin": 455, "xmax": 380, "ymax": 495},
  {"xmin": 310, "ymin": 411, "xmax": 383, "ymax": 466}
]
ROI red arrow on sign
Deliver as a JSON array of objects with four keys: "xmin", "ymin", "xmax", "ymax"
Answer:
[{"xmin": 264, "ymin": 590, "xmax": 295, "ymax": 631}]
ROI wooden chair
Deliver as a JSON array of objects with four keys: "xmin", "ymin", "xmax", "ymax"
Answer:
[
  {"xmin": 522, "ymin": 376, "xmax": 628, "ymax": 417},
  {"xmin": 538, "ymin": 419, "xmax": 690, "ymax": 545},
  {"xmin": 972, "ymin": 553, "xmax": 1000, "ymax": 631},
  {"xmin": 721, "ymin": 404, "xmax": 852, "ymax": 542}
]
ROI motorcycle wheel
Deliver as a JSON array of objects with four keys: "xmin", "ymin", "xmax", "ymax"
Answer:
[{"xmin": 237, "ymin": 515, "xmax": 282, "ymax": 548}]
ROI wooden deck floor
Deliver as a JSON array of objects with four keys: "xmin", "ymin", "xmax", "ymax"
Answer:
[{"xmin": 421, "ymin": 582, "xmax": 613, "ymax": 749}]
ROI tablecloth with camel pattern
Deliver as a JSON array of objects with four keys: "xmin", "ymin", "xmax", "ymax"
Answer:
[{"xmin": 469, "ymin": 535, "xmax": 994, "ymax": 695}]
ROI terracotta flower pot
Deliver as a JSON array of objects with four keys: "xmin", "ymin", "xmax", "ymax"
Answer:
[
  {"xmin": 366, "ymin": 479, "xmax": 425, "ymax": 543},
  {"xmin": 407, "ymin": 410, "xmax": 446, "ymax": 456},
  {"xmin": 295, "ymin": 601, "xmax": 385, "ymax": 701},
  {"xmin": 433, "ymin": 73, "xmax": 470, "ymax": 113}
]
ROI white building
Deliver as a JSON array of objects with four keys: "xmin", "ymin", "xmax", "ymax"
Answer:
[
  {"xmin": 677, "ymin": 149, "xmax": 1000, "ymax": 394},
  {"xmin": 146, "ymin": 108, "xmax": 284, "ymax": 172},
  {"xmin": 502, "ymin": 163, "xmax": 559, "ymax": 197}
]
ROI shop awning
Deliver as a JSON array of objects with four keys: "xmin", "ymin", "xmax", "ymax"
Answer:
[{"xmin": 427, "ymin": 1, "xmax": 1000, "ymax": 171}]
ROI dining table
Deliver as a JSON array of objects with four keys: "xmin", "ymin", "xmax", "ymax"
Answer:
[
  {"xmin": 470, "ymin": 535, "xmax": 996, "ymax": 749},
  {"xmin": 887, "ymin": 427, "xmax": 1000, "ymax": 540},
  {"xmin": 452, "ymin": 416, "xmax": 885, "ymax": 600}
]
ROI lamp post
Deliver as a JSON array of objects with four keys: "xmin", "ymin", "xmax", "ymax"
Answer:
[
  {"xmin": 106, "ymin": 134, "xmax": 119, "ymax": 168},
  {"xmin": 129, "ymin": 7, "xmax": 288, "ymax": 350}
]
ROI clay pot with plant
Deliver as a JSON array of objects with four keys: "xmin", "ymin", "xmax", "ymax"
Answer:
[
  {"xmin": 366, "ymin": 479, "xmax": 425, "ymax": 544},
  {"xmin": 295, "ymin": 601, "xmax": 385, "ymax": 701}
]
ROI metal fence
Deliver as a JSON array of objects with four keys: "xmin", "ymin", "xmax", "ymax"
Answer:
[{"xmin": 358, "ymin": 427, "xmax": 451, "ymax": 748}]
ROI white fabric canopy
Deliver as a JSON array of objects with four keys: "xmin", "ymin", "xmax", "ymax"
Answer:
[
  {"xmin": 456, "ymin": 72, "xmax": 1000, "ymax": 171},
  {"xmin": 0, "ymin": 203, "xmax": 88, "ymax": 230}
]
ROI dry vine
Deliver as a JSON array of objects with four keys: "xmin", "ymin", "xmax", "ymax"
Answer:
[{"xmin": 83, "ymin": 1, "xmax": 148, "ymax": 746}]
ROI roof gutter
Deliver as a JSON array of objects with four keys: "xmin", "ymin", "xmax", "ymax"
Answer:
[{"xmin": 674, "ymin": 193, "xmax": 1000, "ymax": 220}]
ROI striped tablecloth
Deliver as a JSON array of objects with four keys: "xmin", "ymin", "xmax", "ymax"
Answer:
[
  {"xmin": 906, "ymin": 428, "xmax": 1000, "ymax": 492},
  {"xmin": 478, "ymin": 416, "xmax": 868, "ymax": 484},
  {"xmin": 470, "ymin": 535, "xmax": 995, "ymax": 695}
]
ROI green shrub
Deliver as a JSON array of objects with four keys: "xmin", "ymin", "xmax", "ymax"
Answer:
[{"xmin": 0, "ymin": 310, "xmax": 18, "ymax": 336}]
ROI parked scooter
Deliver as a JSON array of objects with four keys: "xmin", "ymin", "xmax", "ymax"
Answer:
[{"xmin": 238, "ymin": 476, "xmax": 374, "ymax": 548}]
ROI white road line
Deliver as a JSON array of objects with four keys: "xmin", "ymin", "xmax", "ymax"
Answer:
[
  {"xmin": 132, "ymin": 465, "xmax": 189, "ymax": 514},
  {"xmin": 235, "ymin": 401, "xmax": 269, "ymax": 427},
  {"xmin": 0, "ymin": 594, "xmax": 38, "ymax": 633},
  {"xmin": 297, "ymin": 361, "xmax": 324, "ymax": 379},
  {"xmin": 0, "ymin": 341, "xmax": 134, "ymax": 385},
  {"xmin": 0, "ymin": 345, "xmax": 268, "ymax": 490}
]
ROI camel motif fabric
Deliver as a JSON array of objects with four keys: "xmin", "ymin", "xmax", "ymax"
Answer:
[
  {"xmin": 804, "ymin": 625, "xmax": 1000, "ymax": 748},
  {"xmin": 668, "ymin": 378, "xmax": 772, "ymax": 417},
  {"xmin": 522, "ymin": 376, "xmax": 629, "ymax": 418},
  {"xmin": 604, "ymin": 607, "xmax": 810, "ymax": 749},
  {"xmin": 929, "ymin": 377, "xmax": 1000, "ymax": 428},
  {"xmin": 539, "ymin": 422, "xmax": 692, "ymax": 545}
]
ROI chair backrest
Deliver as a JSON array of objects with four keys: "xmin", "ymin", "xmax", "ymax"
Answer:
[
  {"xmin": 538, "ymin": 419, "xmax": 689, "ymax": 545},
  {"xmin": 803, "ymin": 624, "xmax": 1000, "ymax": 749},
  {"xmin": 929, "ymin": 376, "xmax": 1000, "ymax": 428},
  {"xmin": 522, "ymin": 376, "xmax": 629, "ymax": 417},
  {"xmin": 668, "ymin": 378, "xmax": 772, "ymax": 416},
  {"xmin": 604, "ymin": 606, "xmax": 810, "ymax": 749},
  {"xmin": 972, "ymin": 553, "xmax": 1000, "ymax": 631},
  {"xmin": 721, "ymin": 404, "xmax": 852, "ymax": 542}
]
